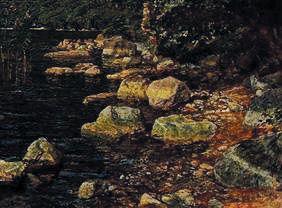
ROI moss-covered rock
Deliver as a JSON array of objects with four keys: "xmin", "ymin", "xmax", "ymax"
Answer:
[
  {"xmin": 146, "ymin": 76, "xmax": 190, "ymax": 110},
  {"xmin": 244, "ymin": 88, "xmax": 282, "ymax": 127},
  {"xmin": 0, "ymin": 160, "xmax": 26, "ymax": 185},
  {"xmin": 117, "ymin": 76, "xmax": 150, "ymax": 101},
  {"xmin": 23, "ymin": 138, "xmax": 62, "ymax": 170},
  {"xmin": 152, "ymin": 114, "xmax": 216, "ymax": 144},
  {"xmin": 81, "ymin": 106, "xmax": 145, "ymax": 141},
  {"xmin": 214, "ymin": 132, "xmax": 282, "ymax": 188}
]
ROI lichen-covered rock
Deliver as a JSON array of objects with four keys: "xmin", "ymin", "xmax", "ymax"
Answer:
[
  {"xmin": 117, "ymin": 76, "xmax": 150, "ymax": 101},
  {"xmin": 78, "ymin": 180, "xmax": 97, "ymax": 199},
  {"xmin": 23, "ymin": 138, "xmax": 62, "ymax": 170},
  {"xmin": 152, "ymin": 114, "xmax": 216, "ymax": 144},
  {"xmin": 139, "ymin": 193, "xmax": 167, "ymax": 208},
  {"xmin": 0, "ymin": 160, "xmax": 25, "ymax": 185},
  {"xmin": 81, "ymin": 106, "xmax": 145, "ymax": 141},
  {"xmin": 45, "ymin": 67, "xmax": 73, "ymax": 76},
  {"xmin": 244, "ymin": 88, "xmax": 282, "ymax": 127},
  {"xmin": 214, "ymin": 132, "xmax": 282, "ymax": 188},
  {"xmin": 146, "ymin": 76, "xmax": 190, "ymax": 110},
  {"xmin": 161, "ymin": 189, "xmax": 195, "ymax": 207}
]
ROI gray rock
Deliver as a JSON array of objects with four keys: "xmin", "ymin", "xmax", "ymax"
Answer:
[{"xmin": 214, "ymin": 132, "xmax": 282, "ymax": 188}]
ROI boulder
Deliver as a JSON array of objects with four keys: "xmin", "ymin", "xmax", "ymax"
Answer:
[
  {"xmin": 0, "ymin": 160, "xmax": 25, "ymax": 185},
  {"xmin": 214, "ymin": 132, "xmax": 282, "ymax": 188},
  {"xmin": 78, "ymin": 180, "xmax": 97, "ymax": 199},
  {"xmin": 152, "ymin": 114, "xmax": 216, "ymax": 144},
  {"xmin": 81, "ymin": 106, "xmax": 145, "ymax": 141},
  {"xmin": 139, "ymin": 193, "xmax": 167, "ymax": 208},
  {"xmin": 161, "ymin": 189, "xmax": 195, "ymax": 207},
  {"xmin": 45, "ymin": 67, "xmax": 73, "ymax": 76},
  {"xmin": 244, "ymin": 88, "xmax": 282, "ymax": 127},
  {"xmin": 146, "ymin": 76, "xmax": 190, "ymax": 110},
  {"xmin": 117, "ymin": 76, "xmax": 150, "ymax": 101},
  {"xmin": 23, "ymin": 138, "xmax": 62, "ymax": 170}
]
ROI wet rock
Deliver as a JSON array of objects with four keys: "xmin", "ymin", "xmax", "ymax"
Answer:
[
  {"xmin": 146, "ymin": 76, "xmax": 190, "ymax": 110},
  {"xmin": 139, "ymin": 193, "xmax": 167, "ymax": 208},
  {"xmin": 214, "ymin": 132, "xmax": 282, "ymax": 188},
  {"xmin": 244, "ymin": 88, "xmax": 282, "ymax": 127},
  {"xmin": 78, "ymin": 180, "xmax": 97, "ymax": 199},
  {"xmin": 106, "ymin": 68, "xmax": 148, "ymax": 81},
  {"xmin": 81, "ymin": 106, "xmax": 145, "ymax": 141},
  {"xmin": 45, "ymin": 67, "xmax": 73, "ymax": 76},
  {"xmin": 152, "ymin": 114, "xmax": 216, "ymax": 144},
  {"xmin": 83, "ymin": 92, "xmax": 116, "ymax": 105},
  {"xmin": 23, "ymin": 138, "xmax": 62, "ymax": 170},
  {"xmin": 117, "ymin": 76, "xmax": 150, "ymax": 101},
  {"xmin": 0, "ymin": 160, "xmax": 25, "ymax": 185},
  {"xmin": 44, "ymin": 50, "xmax": 93, "ymax": 64}
]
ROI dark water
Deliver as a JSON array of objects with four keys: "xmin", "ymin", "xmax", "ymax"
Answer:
[{"xmin": 0, "ymin": 67, "xmax": 112, "ymax": 207}]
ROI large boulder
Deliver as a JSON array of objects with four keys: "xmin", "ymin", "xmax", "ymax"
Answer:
[
  {"xmin": 146, "ymin": 76, "xmax": 190, "ymax": 110},
  {"xmin": 214, "ymin": 132, "xmax": 282, "ymax": 188},
  {"xmin": 117, "ymin": 76, "xmax": 150, "ymax": 101},
  {"xmin": 244, "ymin": 88, "xmax": 282, "ymax": 127},
  {"xmin": 152, "ymin": 114, "xmax": 216, "ymax": 144},
  {"xmin": 23, "ymin": 138, "xmax": 62, "ymax": 170},
  {"xmin": 81, "ymin": 106, "xmax": 145, "ymax": 141},
  {"xmin": 0, "ymin": 160, "xmax": 26, "ymax": 185}
]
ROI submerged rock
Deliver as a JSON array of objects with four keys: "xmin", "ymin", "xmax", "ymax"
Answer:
[
  {"xmin": 78, "ymin": 180, "xmax": 97, "ymax": 199},
  {"xmin": 23, "ymin": 138, "xmax": 62, "ymax": 170},
  {"xmin": 214, "ymin": 132, "xmax": 282, "ymax": 188},
  {"xmin": 45, "ymin": 67, "xmax": 73, "ymax": 76},
  {"xmin": 152, "ymin": 114, "xmax": 216, "ymax": 144},
  {"xmin": 146, "ymin": 76, "xmax": 190, "ymax": 110},
  {"xmin": 244, "ymin": 88, "xmax": 282, "ymax": 127},
  {"xmin": 83, "ymin": 92, "xmax": 116, "ymax": 105},
  {"xmin": 139, "ymin": 193, "xmax": 167, "ymax": 208},
  {"xmin": 81, "ymin": 106, "xmax": 145, "ymax": 141},
  {"xmin": 161, "ymin": 189, "xmax": 195, "ymax": 207},
  {"xmin": 0, "ymin": 160, "xmax": 25, "ymax": 185},
  {"xmin": 117, "ymin": 76, "xmax": 150, "ymax": 101}
]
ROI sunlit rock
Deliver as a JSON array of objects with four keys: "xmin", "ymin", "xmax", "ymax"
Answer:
[
  {"xmin": 139, "ymin": 193, "xmax": 167, "ymax": 208},
  {"xmin": 117, "ymin": 76, "xmax": 150, "ymax": 101},
  {"xmin": 146, "ymin": 76, "xmax": 190, "ymax": 110},
  {"xmin": 106, "ymin": 68, "xmax": 147, "ymax": 81},
  {"xmin": 244, "ymin": 88, "xmax": 282, "ymax": 127},
  {"xmin": 23, "ymin": 138, "xmax": 62, "ymax": 170},
  {"xmin": 214, "ymin": 132, "xmax": 282, "ymax": 188},
  {"xmin": 0, "ymin": 160, "xmax": 25, "ymax": 185},
  {"xmin": 81, "ymin": 106, "xmax": 145, "ymax": 141},
  {"xmin": 161, "ymin": 189, "xmax": 195, "ymax": 207},
  {"xmin": 83, "ymin": 92, "xmax": 116, "ymax": 105},
  {"xmin": 78, "ymin": 180, "xmax": 97, "ymax": 199},
  {"xmin": 152, "ymin": 114, "xmax": 216, "ymax": 144},
  {"xmin": 45, "ymin": 67, "xmax": 73, "ymax": 76}
]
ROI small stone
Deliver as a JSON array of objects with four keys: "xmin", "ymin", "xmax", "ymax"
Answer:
[
  {"xmin": 23, "ymin": 138, "xmax": 62, "ymax": 170},
  {"xmin": 139, "ymin": 193, "xmax": 167, "ymax": 208},
  {"xmin": 0, "ymin": 160, "xmax": 25, "ymax": 185},
  {"xmin": 45, "ymin": 67, "xmax": 73, "ymax": 76},
  {"xmin": 78, "ymin": 180, "xmax": 97, "ymax": 199},
  {"xmin": 146, "ymin": 76, "xmax": 190, "ymax": 110},
  {"xmin": 117, "ymin": 76, "xmax": 150, "ymax": 101}
]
